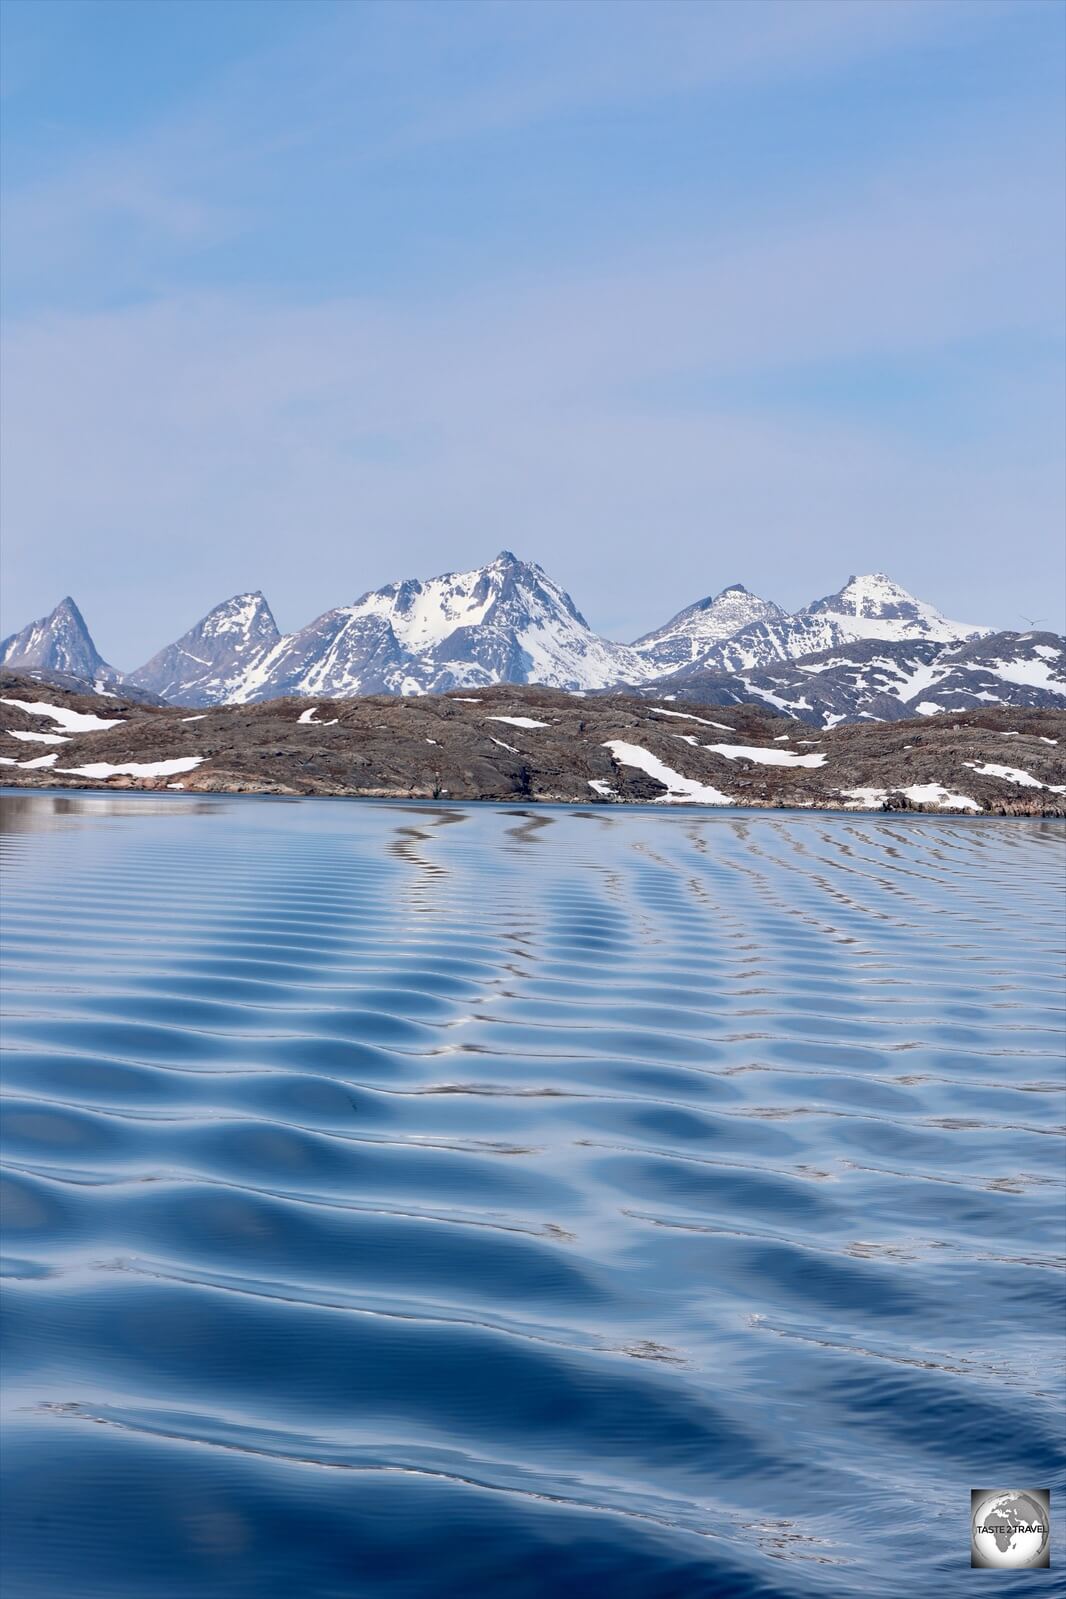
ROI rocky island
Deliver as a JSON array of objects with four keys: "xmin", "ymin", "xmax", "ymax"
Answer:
[{"xmin": 1, "ymin": 673, "xmax": 1062, "ymax": 815}]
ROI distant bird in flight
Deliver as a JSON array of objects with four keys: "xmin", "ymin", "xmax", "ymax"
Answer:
[{"xmin": 1019, "ymin": 615, "xmax": 1047, "ymax": 628}]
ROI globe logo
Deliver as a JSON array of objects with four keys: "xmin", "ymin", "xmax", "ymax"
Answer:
[{"xmin": 971, "ymin": 1489, "xmax": 1050, "ymax": 1569}]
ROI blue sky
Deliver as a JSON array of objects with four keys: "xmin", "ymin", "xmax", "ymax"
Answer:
[{"xmin": 1, "ymin": 0, "xmax": 1063, "ymax": 666}]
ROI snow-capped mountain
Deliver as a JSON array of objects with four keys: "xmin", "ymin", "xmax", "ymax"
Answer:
[
  {"xmin": 630, "ymin": 584, "xmax": 784, "ymax": 673},
  {"xmin": 140, "ymin": 552, "xmax": 650, "ymax": 704},
  {"xmin": 686, "ymin": 573, "xmax": 989, "ymax": 676},
  {"xmin": 125, "ymin": 592, "xmax": 281, "ymax": 705},
  {"xmin": 639, "ymin": 631, "xmax": 1065, "ymax": 728},
  {"xmin": 3, "ymin": 561, "xmax": 1058, "ymax": 727},
  {"xmin": 0, "ymin": 596, "xmax": 118, "ymax": 688},
  {"xmin": 803, "ymin": 572, "xmax": 990, "ymax": 644}
]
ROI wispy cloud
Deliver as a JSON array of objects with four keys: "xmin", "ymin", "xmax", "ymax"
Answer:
[
  {"xmin": 4, "ymin": 116, "xmax": 1061, "ymax": 661},
  {"xmin": 1, "ymin": 0, "xmax": 1061, "ymax": 659},
  {"xmin": 0, "ymin": 0, "xmax": 996, "ymax": 307}
]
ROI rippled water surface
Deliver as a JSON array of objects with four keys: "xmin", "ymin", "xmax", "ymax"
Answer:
[{"xmin": 1, "ymin": 790, "xmax": 1063, "ymax": 1597}]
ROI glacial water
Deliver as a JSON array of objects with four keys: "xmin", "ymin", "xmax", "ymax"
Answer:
[{"xmin": 1, "ymin": 789, "xmax": 1063, "ymax": 1597}]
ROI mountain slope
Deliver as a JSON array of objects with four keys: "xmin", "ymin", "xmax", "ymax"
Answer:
[
  {"xmin": 642, "ymin": 631, "xmax": 1066, "ymax": 728},
  {"xmin": 124, "ymin": 592, "xmax": 281, "ymax": 706},
  {"xmin": 685, "ymin": 613, "xmax": 851, "ymax": 674},
  {"xmin": 630, "ymin": 584, "xmax": 784, "ymax": 672},
  {"xmin": 0, "ymin": 597, "xmax": 118, "ymax": 687}
]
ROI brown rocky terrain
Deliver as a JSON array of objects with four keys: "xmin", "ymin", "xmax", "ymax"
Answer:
[{"xmin": 1, "ymin": 672, "xmax": 1063, "ymax": 815}]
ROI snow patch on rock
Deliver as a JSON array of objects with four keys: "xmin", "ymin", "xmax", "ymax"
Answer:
[
  {"xmin": 705, "ymin": 743, "xmax": 827, "ymax": 769},
  {"xmin": 1, "ymin": 698, "xmax": 123, "ymax": 733},
  {"xmin": 57, "ymin": 756, "xmax": 206, "ymax": 779},
  {"xmin": 6, "ymin": 729, "xmax": 70, "ymax": 745},
  {"xmin": 603, "ymin": 741, "xmax": 734, "ymax": 805}
]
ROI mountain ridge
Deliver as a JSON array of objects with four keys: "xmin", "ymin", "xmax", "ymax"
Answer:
[{"xmin": 2, "ymin": 554, "xmax": 1050, "ymax": 725}]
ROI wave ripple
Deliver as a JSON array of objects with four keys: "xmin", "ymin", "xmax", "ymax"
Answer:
[{"xmin": 2, "ymin": 791, "xmax": 1063, "ymax": 1597}]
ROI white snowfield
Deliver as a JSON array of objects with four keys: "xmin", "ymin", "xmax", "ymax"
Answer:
[
  {"xmin": 0, "ymin": 698, "xmax": 123, "ymax": 733},
  {"xmin": 706, "ymin": 742, "xmax": 827, "ymax": 769},
  {"xmin": 0, "ymin": 752, "xmax": 60, "ymax": 770},
  {"xmin": 6, "ymin": 729, "xmax": 70, "ymax": 745},
  {"xmin": 965, "ymin": 761, "xmax": 1066, "ymax": 793},
  {"xmin": 840, "ymin": 787, "xmax": 891, "ymax": 809},
  {"xmin": 840, "ymin": 783, "xmax": 980, "ymax": 812},
  {"xmin": 587, "ymin": 779, "xmax": 617, "ymax": 798},
  {"xmin": 180, "ymin": 714, "xmax": 207, "ymax": 723},
  {"xmin": 490, "ymin": 736, "xmax": 519, "ymax": 753},
  {"xmin": 603, "ymin": 741, "xmax": 734, "ymax": 805},
  {"xmin": 56, "ymin": 756, "xmax": 206, "ymax": 779},
  {"xmin": 981, "ymin": 655, "xmax": 1064, "ymax": 690},
  {"xmin": 649, "ymin": 708, "xmax": 734, "ymax": 730},
  {"xmin": 898, "ymin": 783, "xmax": 981, "ymax": 811},
  {"xmin": 297, "ymin": 706, "xmax": 339, "ymax": 726},
  {"xmin": 486, "ymin": 715, "xmax": 550, "ymax": 729}
]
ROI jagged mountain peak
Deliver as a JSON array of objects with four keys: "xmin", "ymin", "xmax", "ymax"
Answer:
[
  {"xmin": 341, "ymin": 552, "xmax": 591, "ymax": 660},
  {"xmin": 195, "ymin": 591, "xmax": 280, "ymax": 641},
  {"xmin": 0, "ymin": 594, "xmax": 117, "ymax": 684},
  {"xmin": 124, "ymin": 590, "xmax": 282, "ymax": 706}
]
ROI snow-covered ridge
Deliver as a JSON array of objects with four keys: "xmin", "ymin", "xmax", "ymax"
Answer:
[
  {"xmin": 4, "ymin": 559, "xmax": 1057, "ymax": 722},
  {"xmin": 681, "ymin": 574, "xmax": 990, "ymax": 681},
  {"xmin": 654, "ymin": 630, "xmax": 1065, "ymax": 729}
]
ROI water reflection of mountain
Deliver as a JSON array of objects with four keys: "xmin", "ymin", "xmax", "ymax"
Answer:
[{"xmin": 0, "ymin": 791, "xmax": 224, "ymax": 834}]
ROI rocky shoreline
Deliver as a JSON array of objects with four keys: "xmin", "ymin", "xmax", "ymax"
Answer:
[{"xmin": 1, "ymin": 673, "xmax": 1063, "ymax": 816}]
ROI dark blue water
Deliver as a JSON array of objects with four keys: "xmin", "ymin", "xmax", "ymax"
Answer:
[{"xmin": 1, "ymin": 790, "xmax": 1063, "ymax": 1597}]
